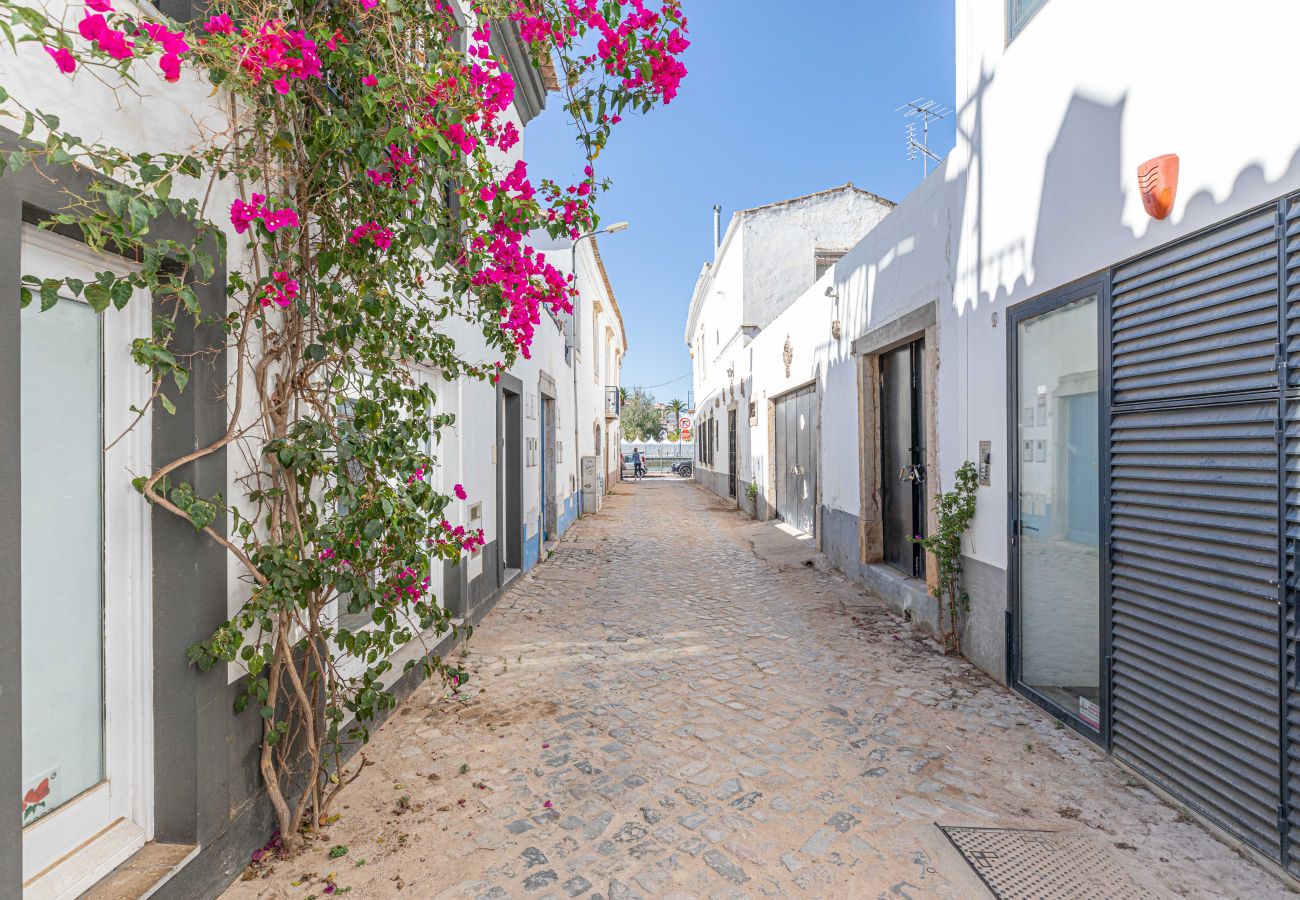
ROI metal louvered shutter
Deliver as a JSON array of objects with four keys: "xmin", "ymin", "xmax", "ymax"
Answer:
[
  {"xmin": 1110, "ymin": 401, "xmax": 1282, "ymax": 857},
  {"xmin": 1286, "ymin": 397, "xmax": 1300, "ymax": 873},
  {"xmin": 1112, "ymin": 207, "xmax": 1278, "ymax": 404},
  {"xmin": 1109, "ymin": 203, "xmax": 1287, "ymax": 864},
  {"xmin": 1286, "ymin": 197, "xmax": 1300, "ymax": 872},
  {"xmin": 1285, "ymin": 197, "xmax": 1300, "ymax": 384}
]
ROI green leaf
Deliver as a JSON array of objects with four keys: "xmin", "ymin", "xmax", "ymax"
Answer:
[
  {"xmin": 168, "ymin": 481, "xmax": 194, "ymax": 510},
  {"xmin": 83, "ymin": 282, "xmax": 110, "ymax": 312},
  {"xmin": 159, "ymin": 392, "xmax": 176, "ymax": 416},
  {"xmin": 39, "ymin": 281, "xmax": 59, "ymax": 311},
  {"xmin": 188, "ymin": 499, "xmax": 217, "ymax": 531}
]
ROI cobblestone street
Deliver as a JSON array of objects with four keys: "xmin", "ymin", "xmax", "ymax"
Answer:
[{"xmin": 225, "ymin": 480, "xmax": 1289, "ymax": 899}]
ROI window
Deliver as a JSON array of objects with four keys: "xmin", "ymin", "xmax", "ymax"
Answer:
[
  {"xmin": 815, "ymin": 249, "xmax": 845, "ymax": 281},
  {"xmin": 1007, "ymin": 0, "xmax": 1049, "ymax": 41}
]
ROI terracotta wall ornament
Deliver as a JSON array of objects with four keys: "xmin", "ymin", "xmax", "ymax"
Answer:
[{"xmin": 1138, "ymin": 153, "xmax": 1179, "ymax": 220}]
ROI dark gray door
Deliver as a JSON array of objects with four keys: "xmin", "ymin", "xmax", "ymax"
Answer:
[
  {"xmin": 880, "ymin": 339, "xmax": 926, "ymax": 577},
  {"xmin": 1110, "ymin": 204, "xmax": 1283, "ymax": 861},
  {"xmin": 541, "ymin": 395, "xmax": 557, "ymax": 542},
  {"xmin": 500, "ymin": 387, "xmax": 523, "ymax": 573},
  {"xmin": 728, "ymin": 409, "xmax": 737, "ymax": 499},
  {"xmin": 775, "ymin": 384, "xmax": 817, "ymax": 535}
]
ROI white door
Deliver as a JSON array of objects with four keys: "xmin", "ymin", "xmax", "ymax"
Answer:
[{"xmin": 20, "ymin": 227, "xmax": 153, "ymax": 898}]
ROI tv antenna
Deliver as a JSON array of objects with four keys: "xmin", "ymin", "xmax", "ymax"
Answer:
[{"xmin": 898, "ymin": 97, "xmax": 950, "ymax": 177}]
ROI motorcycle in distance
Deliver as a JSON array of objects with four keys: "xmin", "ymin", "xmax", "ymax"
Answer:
[{"xmin": 670, "ymin": 460, "xmax": 693, "ymax": 478}]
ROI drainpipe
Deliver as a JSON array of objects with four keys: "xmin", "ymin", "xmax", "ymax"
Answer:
[{"xmin": 712, "ymin": 204, "xmax": 721, "ymax": 257}]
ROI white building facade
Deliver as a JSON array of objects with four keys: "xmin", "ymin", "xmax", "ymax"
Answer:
[
  {"xmin": 0, "ymin": 6, "xmax": 622, "ymax": 896},
  {"xmin": 687, "ymin": 0, "xmax": 1300, "ymax": 879},
  {"xmin": 685, "ymin": 185, "xmax": 895, "ymax": 509}
]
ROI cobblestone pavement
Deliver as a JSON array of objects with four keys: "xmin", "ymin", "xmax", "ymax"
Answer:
[{"xmin": 225, "ymin": 480, "xmax": 1291, "ymax": 899}]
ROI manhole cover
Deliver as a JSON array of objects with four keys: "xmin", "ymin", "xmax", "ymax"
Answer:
[{"xmin": 938, "ymin": 826, "xmax": 1154, "ymax": 900}]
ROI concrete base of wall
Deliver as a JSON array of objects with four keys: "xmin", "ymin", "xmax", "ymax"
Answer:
[
  {"xmin": 960, "ymin": 554, "xmax": 1007, "ymax": 684},
  {"xmin": 819, "ymin": 506, "xmax": 1008, "ymax": 683},
  {"xmin": 695, "ymin": 467, "xmax": 736, "ymax": 505},
  {"xmin": 820, "ymin": 506, "xmax": 938, "ymax": 631}
]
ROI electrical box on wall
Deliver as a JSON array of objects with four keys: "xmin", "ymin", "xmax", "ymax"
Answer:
[{"xmin": 978, "ymin": 441, "xmax": 992, "ymax": 486}]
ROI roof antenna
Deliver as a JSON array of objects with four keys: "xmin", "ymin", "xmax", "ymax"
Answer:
[
  {"xmin": 712, "ymin": 204, "xmax": 722, "ymax": 256},
  {"xmin": 897, "ymin": 97, "xmax": 950, "ymax": 177}
]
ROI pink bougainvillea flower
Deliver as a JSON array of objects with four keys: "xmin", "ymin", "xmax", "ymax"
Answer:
[
  {"xmin": 79, "ymin": 13, "xmax": 135, "ymax": 60},
  {"xmin": 159, "ymin": 52, "xmax": 181, "ymax": 82},
  {"xmin": 235, "ymin": 19, "xmax": 322, "ymax": 93},
  {"xmin": 203, "ymin": 13, "xmax": 234, "ymax": 34},
  {"xmin": 231, "ymin": 195, "xmax": 300, "ymax": 236},
  {"xmin": 137, "ymin": 20, "xmax": 188, "ymax": 55},
  {"xmin": 543, "ymin": 800, "xmax": 552, "ymax": 809},
  {"xmin": 85, "ymin": 0, "xmax": 113, "ymax": 11},
  {"xmin": 361, "ymin": 74, "xmax": 378, "ymax": 87},
  {"xmin": 454, "ymin": 483, "xmax": 467, "ymax": 501},
  {"xmin": 44, "ymin": 46, "xmax": 76, "ymax": 73},
  {"xmin": 358, "ymin": 0, "xmax": 378, "ymax": 8},
  {"xmin": 347, "ymin": 221, "xmax": 394, "ymax": 251},
  {"xmin": 541, "ymin": 742, "xmax": 549, "ymax": 748}
]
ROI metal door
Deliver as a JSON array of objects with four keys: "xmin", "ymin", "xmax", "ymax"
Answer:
[
  {"xmin": 728, "ymin": 409, "xmax": 737, "ymax": 499},
  {"xmin": 880, "ymin": 339, "xmax": 926, "ymax": 577},
  {"xmin": 775, "ymin": 384, "xmax": 817, "ymax": 535},
  {"xmin": 1109, "ymin": 204, "xmax": 1283, "ymax": 861}
]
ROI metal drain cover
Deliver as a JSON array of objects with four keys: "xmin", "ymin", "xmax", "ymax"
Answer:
[{"xmin": 938, "ymin": 826, "xmax": 1154, "ymax": 900}]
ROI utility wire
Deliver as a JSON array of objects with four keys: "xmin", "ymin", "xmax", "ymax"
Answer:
[{"xmin": 629, "ymin": 372, "xmax": 691, "ymax": 390}]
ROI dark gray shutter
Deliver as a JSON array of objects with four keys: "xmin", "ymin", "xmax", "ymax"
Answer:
[
  {"xmin": 1285, "ymin": 196, "xmax": 1300, "ymax": 384},
  {"xmin": 1286, "ymin": 395, "xmax": 1300, "ymax": 873},
  {"xmin": 1112, "ymin": 207, "xmax": 1278, "ymax": 404},
  {"xmin": 1109, "ymin": 204, "xmax": 1286, "ymax": 862},
  {"xmin": 1285, "ymin": 195, "xmax": 1300, "ymax": 871},
  {"xmin": 1110, "ymin": 400, "xmax": 1281, "ymax": 857}
]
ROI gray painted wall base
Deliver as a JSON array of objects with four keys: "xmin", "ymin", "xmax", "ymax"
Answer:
[
  {"xmin": 820, "ymin": 507, "xmax": 937, "ymax": 632},
  {"xmin": 959, "ymin": 553, "xmax": 1007, "ymax": 684},
  {"xmin": 820, "ymin": 507, "xmax": 1008, "ymax": 684}
]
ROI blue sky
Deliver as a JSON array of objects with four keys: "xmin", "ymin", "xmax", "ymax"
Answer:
[{"xmin": 525, "ymin": 1, "xmax": 956, "ymax": 403}]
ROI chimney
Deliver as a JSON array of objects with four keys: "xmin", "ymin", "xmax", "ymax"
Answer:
[{"xmin": 712, "ymin": 204, "xmax": 722, "ymax": 256}]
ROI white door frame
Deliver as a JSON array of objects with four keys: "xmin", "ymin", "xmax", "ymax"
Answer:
[{"xmin": 20, "ymin": 226, "xmax": 154, "ymax": 897}]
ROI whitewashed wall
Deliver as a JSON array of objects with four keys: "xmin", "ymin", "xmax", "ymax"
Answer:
[{"xmin": 946, "ymin": 0, "xmax": 1300, "ymax": 573}]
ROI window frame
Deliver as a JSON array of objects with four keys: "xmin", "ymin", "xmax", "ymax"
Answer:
[{"xmin": 1006, "ymin": 0, "xmax": 1049, "ymax": 43}]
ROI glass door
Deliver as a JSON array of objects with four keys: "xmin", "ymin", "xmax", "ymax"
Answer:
[
  {"xmin": 1011, "ymin": 286, "xmax": 1104, "ymax": 738},
  {"xmin": 21, "ymin": 229, "xmax": 152, "ymax": 891}
]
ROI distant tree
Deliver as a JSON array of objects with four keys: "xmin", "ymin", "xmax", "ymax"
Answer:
[
  {"xmin": 618, "ymin": 386, "xmax": 630, "ymax": 405},
  {"xmin": 667, "ymin": 429, "xmax": 681, "ymax": 442},
  {"xmin": 668, "ymin": 398, "xmax": 685, "ymax": 419},
  {"xmin": 620, "ymin": 388, "xmax": 663, "ymax": 442}
]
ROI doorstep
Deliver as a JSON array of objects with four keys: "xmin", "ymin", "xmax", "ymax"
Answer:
[{"xmin": 80, "ymin": 841, "xmax": 197, "ymax": 900}]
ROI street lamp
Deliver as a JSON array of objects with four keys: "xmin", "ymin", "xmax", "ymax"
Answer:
[{"xmin": 569, "ymin": 220, "xmax": 630, "ymax": 503}]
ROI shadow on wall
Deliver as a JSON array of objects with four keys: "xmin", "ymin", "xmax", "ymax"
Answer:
[
  {"xmin": 947, "ymin": 67, "xmax": 1300, "ymax": 677},
  {"xmin": 804, "ymin": 62, "xmax": 1300, "ymax": 680},
  {"xmin": 964, "ymin": 81, "xmax": 1300, "ymax": 318}
]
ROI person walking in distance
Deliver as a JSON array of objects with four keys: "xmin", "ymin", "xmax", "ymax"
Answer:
[{"xmin": 632, "ymin": 446, "xmax": 645, "ymax": 480}]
